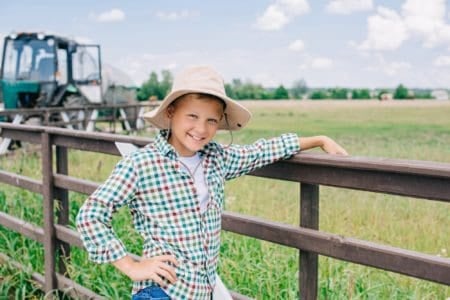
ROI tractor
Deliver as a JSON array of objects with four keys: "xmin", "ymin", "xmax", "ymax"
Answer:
[{"xmin": 0, "ymin": 32, "xmax": 139, "ymax": 129}]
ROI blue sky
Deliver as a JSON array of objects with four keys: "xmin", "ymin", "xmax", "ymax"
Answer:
[{"xmin": 2, "ymin": 0, "xmax": 450, "ymax": 89}]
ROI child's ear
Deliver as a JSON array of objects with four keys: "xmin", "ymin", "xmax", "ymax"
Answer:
[{"xmin": 166, "ymin": 105, "xmax": 174, "ymax": 118}]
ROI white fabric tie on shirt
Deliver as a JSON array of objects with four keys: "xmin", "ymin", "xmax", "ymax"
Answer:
[{"xmin": 178, "ymin": 153, "xmax": 209, "ymax": 213}]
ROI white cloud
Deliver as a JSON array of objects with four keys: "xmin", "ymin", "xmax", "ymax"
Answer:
[
  {"xmin": 433, "ymin": 55, "xmax": 450, "ymax": 66},
  {"xmin": 155, "ymin": 10, "xmax": 199, "ymax": 21},
  {"xmin": 300, "ymin": 56, "xmax": 334, "ymax": 69},
  {"xmin": 366, "ymin": 54, "xmax": 411, "ymax": 76},
  {"xmin": 402, "ymin": 0, "xmax": 450, "ymax": 47},
  {"xmin": 359, "ymin": 0, "xmax": 450, "ymax": 51},
  {"xmin": 255, "ymin": 5, "xmax": 289, "ymax": 30},
  {"xmin": 255, "ymin": 0, "xmax": 310, "ymax": 31},
  {"xmin": 288, "ymin": 39, "xmax": 305, "ymax": 51},
  {"xmin": 326, "ymin": 0, "xmax": 373, "ymax": 14},
  {"xmin": 92, "ymin": 8, "xmax": 125, "ymax": 23},
  {"xmin": 279, "ymin": 0, "xmax": 310, "ymax": 14},
  {"xmin": 359, "ymin": 7, "xmax": 408, "ymax": 51}
]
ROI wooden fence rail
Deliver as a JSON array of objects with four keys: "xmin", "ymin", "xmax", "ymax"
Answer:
[{"xmin": 0, "ymin": 123, "xmax": 449, "ymax": 299}]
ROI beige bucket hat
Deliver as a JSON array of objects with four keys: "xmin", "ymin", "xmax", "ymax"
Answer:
[{"xmin": 143, "ymin": 65, "xmax": 251, "ymax": 131}]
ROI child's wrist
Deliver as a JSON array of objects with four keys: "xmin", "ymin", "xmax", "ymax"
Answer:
[
  {"xmin": 112, "ymin": 255, "xmax": 138, "ymax": 279},
  {"xmin": 317, "ymin": 135, "xmax": 328, "ymax": 147}
]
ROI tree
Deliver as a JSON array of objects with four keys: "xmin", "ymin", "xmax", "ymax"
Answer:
[
  {"xmin": 225, "ymin": 83, "xmax": 236, "ymax": 99},
  {"xmin": 329, "ymin": 88, "xmax": 348, "ymax": 99},
  {"xmin": 137, "ymin": 70, "xmax": 173, "ymax": 100},
  {"xmin": 159, "ymin": 70, "xmax": 173, "ymax": 98},
  {"xmin": 137, "ymin": 72, "xmax": 159, "ymax": 100},
  {"xmin": 273, "ymin": 85, "xmax": 289, "ymax": 99},
  {"xmin": 226, "ymin": 78, "xmax": 268, "ymax": 99},
  {"xmin": 310, "ymin": 89, "xmax": 328, "ymax": 100},
  {"xmin": 394, "ymin": 84, "xmax": 408, "ymax": 99},
  {"xmin": 352, "ymin": 88, "xmax": 371, "ymax": 99},
  {"xmin": 290, "ymin": 79, "xmax": 308, "ymax": 99}
]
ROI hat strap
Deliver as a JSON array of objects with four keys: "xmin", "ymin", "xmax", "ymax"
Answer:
[
  {"xmin": 167, "ymin": 120, "xmax": 172, "ymax": 142},
  {"xmin": 224, "ymin": 113, "xmax": 234, "ymax": 148}
]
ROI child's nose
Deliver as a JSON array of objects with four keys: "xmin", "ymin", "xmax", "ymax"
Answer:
[{"xmin": 195, "ymin": 121, "xmax": 208, "ymax": 134}]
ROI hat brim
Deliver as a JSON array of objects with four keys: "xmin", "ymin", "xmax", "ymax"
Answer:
[{"xmin": 143, "ymin": 89, "xmax": 251, "ymax": 131}]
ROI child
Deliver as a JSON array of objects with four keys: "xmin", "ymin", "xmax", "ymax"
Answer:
[{"xmin": 76, "ymin": 66, "xmax": 347, "ymax": 300}]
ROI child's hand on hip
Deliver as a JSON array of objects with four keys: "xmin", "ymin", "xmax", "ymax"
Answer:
[{"xmin": 129, "ymin": 255, "xmax": 179, "ymax": 285}]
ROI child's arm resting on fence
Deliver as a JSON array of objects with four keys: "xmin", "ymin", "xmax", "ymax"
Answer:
[
  {"xmin": 112, "ymin": 255, "xmax": 179, "ymax": 286},
  {"xmin": 299, "ymin": 136, "xmax": 348, "ymax": 155},
  {"xmin": 222, "ymin": 134, "xmax": 347, "ymax": 180}
]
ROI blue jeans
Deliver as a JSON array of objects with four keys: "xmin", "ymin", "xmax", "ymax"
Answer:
[{"xmin": 132, "ymin": 286, "xmax": 170, "ymax": 300}]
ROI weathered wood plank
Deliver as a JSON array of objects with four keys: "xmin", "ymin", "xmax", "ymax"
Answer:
[{"xmin": 222, "ymin": 212, "xmax": 450, "ymax": 285}]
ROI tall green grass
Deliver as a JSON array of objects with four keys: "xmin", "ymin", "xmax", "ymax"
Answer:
[{"xmin": 0, "ymin": 101, "xmax": 449, "ymax": 299}]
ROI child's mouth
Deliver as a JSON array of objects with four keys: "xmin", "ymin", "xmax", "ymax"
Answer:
[{"xmin": 187, "ymin": 133, "xmax": 204, "ymax": 142}]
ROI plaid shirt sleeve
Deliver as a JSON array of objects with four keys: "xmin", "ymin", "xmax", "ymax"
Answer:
[
  {"xmin": 76, "ymin": 156, "xmax": 139, "ymax": 263},
  {"xmin": 222, "ymin": 133, "xmax": 300, "ymax": 180}
]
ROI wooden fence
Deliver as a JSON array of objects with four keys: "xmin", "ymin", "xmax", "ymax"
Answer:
[{"xmin": 0, "ymin": 123, "xmax": 449, "ymax": 299}]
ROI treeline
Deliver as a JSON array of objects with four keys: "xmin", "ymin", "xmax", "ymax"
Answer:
[
  {"xmin": 137, "ymin": 70, "xmax": 434, "ymax": 101},
  {"xmin": 310, "ymin": 84, "xmax": 432, "ymax": 100},
  {"xmin": 224, "ymin": 79, "xmax": 291, "ymax": 99},
  {"xmin": 136, "ymin": 70, "xmax": 295, "ymax": 100}
]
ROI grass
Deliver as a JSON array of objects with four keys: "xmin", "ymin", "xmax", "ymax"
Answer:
[{"xmin": 0, "ymin": 100, "xmax": 449, "ymax": 299}]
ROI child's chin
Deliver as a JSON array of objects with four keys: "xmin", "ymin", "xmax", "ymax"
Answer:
[
  {"xmin": 191, "ymin": 146, "xmax": 204, "ymax": 152},
  {"xmin": 188, "ymin": 141, "xmax": 207, "ymax": 151}
]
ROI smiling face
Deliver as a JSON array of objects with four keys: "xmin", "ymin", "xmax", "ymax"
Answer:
[{"xmin": 167, "ymin": 93, "xmax": 225, "ymax": 157}]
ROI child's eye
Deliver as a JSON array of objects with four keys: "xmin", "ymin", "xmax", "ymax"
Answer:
[
  {"xmin": 187, "ymin": 114, "xmax": 198, "ymax": 119},
  {"xmin": 208, "ymin": 119, "xmax": 219, "ymax": 124}
]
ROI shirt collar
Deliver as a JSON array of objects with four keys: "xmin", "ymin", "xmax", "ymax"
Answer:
[{"xmin": 154, "ymin": 130, "xmax": 177, "ymax": 159}]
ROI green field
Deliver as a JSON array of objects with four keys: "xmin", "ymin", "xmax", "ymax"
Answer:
[{"xmin": 0, "ymin": 100, "xmax": 449, "ymax": 299}]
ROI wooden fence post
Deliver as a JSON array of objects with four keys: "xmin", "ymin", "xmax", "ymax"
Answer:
[
  {"xmin": 56, "ymin": 145, "xmax": 70, "ymax": 276},
  {"xmin": 42, "ymin": 132, "xmax": 56, "ymax": 295},
  {"xmin": 299, "ymin": 183, "xmax": 319, "ymax": 300}
]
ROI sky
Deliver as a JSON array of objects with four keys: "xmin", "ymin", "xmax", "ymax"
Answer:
[{"xmin": 2, "ymin": 0, "xmax": 450, "ymax": 89}]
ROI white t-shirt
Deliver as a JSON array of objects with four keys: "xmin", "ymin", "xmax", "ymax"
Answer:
[{"xmin": 178, "ymin": 153, "xmax": 209, "ymax": 213}]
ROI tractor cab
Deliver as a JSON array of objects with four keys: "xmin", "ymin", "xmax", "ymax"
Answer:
[{"xmin": 0, "ymin": 32, "xmax": 102, "ymax": 110}]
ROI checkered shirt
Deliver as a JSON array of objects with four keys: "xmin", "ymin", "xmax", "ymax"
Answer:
[{"xmin": 76, "ymin": 130, "xmax": 300, "ymax": 299}]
